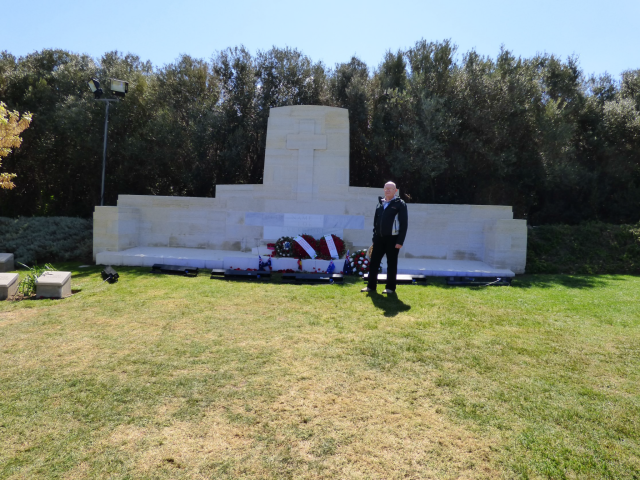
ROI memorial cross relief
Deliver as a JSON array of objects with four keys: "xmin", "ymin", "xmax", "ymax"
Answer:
[{"xmin": 286, "ymin": 119, "xmax": 327, "ymax": 201}]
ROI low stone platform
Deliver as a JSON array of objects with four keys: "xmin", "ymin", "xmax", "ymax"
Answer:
[
  {"xmin": 36, "ymin": 271, "xmax": 72, "ymax": 299},
  {"xmin": 0, "ymin": 253, "xmax": 15, "ymax": 272},
  {"xmin": 0, "ymin": 273, "xmax": 19, "ymax": 300},
  {"xmin": 395, "ymin": 258, "xmax": 514, "ymax": 277},
  {"xmin": 96, "ymin": 247, "xmax": 515, "ymax": 277}
]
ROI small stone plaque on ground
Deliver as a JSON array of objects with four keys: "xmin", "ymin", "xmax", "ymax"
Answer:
[
  {"xmin": 0, "ymin": 273, "xmax": 19, "ymax": 300},
  {"xmin": 36, "ymin": 271, "xmax": 72, "ymax": 299}
]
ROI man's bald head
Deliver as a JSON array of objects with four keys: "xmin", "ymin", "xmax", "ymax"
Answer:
[{"xmin": 383, "ymin": 182, "xmax": 398, "ymax": 200}]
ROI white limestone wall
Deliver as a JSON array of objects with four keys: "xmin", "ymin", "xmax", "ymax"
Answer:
[
  {"xmin": 95, "ymin": 191, "xmax": 527, "ymax": 273},
  {"xmin": 484, "ymin": 219, "xmax": 528, "ymax": 274},
  {"xmin": 93, "ymin": 206, "xmax": 139, "ymax": 259},
  {"xmin": 116, "ymin": 195, "xmax": 263, "ymax": 252},
  {"xmin": 263, "ymin": 106, "xmax": 349, "ymax": 200},
  {"xmin": 92, "ymin": 103, "xmax": 527, "ymax": 272},
  {"xmin": 402, "ymin": 204, "xmax": 513, "ymax": 261},
  {"xmin": 342, "ymin": 202, "xmax": 525, "ymax": 271}
]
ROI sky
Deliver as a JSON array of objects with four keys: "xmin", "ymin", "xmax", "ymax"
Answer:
[{"xmin": 3, "ymin": 0, "xmax": 639, "ymax": 79}]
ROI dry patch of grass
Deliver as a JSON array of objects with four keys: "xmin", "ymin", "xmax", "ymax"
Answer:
[{"xmin": 1, "ymin": 267, "xmax": 640, "ymax": 478}]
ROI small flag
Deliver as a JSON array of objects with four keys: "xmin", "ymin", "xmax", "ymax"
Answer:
[
  {"xmin": 343, "ymin": 250, "xmax": 353, "ymax": 275},
  {"xmin": 259, "ymin": 255, "xmax": 272, "ymax": 271},
  {"xmin": 326, "ymin": 260, "xmax": 335, "ymax": 274},
  {"xmin": 297, "ymin": 258, "xmax": 303, "ymax": 271}
]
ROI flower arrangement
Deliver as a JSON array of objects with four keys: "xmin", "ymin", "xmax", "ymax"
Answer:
[
  {"xmin": 273, "ymin": 236, "xmax": 295, "ymax": 257},
  {"xmin": 317, "ymin": 234, "xmax": 346, "ymax": 260},
  {"xmin": 349, "ymin": 249, "xmax": 370, "ymax": 276},
  {"xmin": 292, "ymin": 234, "xmax": 319, "ymax": 259}
]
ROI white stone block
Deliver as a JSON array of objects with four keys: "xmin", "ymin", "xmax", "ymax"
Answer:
[
  {"xmin": 0, "ymin": 273, "xmax": 19, "ymax": 300},
  {"xmin": 224, "ymin": 257, "xmax": 259, "ymax": 270},
  {"xmin": 139, "ymin": 255, "xmax": 162, "ymax": 267},
  {"xmin": 271, "ymin": 257, "xmax": 299, "ymax": 271},
  {"xmin": 300, "ymin": 259, "xmax": 317, "ymax": 272},
  {"xmin": 204, "ymin": 259, "xmax": 225, "ymax": 269},
  {"xmin": 284, "ymin": 213, "xmax": 324, "ymax": 229},
  {"xmin": 118, "ymin": 195, "xmax": 154, "ymax": 207},
  {"xmin": 36, "ymin": 271, "xmax": 71, "ymax": 299},
  {"xmin": 0, "ymin": 253, "xmax": 15, "ymax": 272}
]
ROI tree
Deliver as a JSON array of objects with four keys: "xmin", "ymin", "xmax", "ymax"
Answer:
[
  {"xmin": 330, "ymin": 57, "xmax": 372, "ymax": 186},
  {"xmin": 0, "ymin": 101, "xmax": 32, "ymax": 189}
]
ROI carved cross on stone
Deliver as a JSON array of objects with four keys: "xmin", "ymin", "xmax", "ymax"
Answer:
[{"xmin": 286, "ymin": 119, "xmax": 327, "ymax": 201}]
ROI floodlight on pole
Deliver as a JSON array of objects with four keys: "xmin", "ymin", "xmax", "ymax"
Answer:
[
  {"xmin": 88, "ymin": 77, "xmax": 127, "ymax": 206},
  {"xmin": 88, "ymin": 78, "xmax": 103, "ymax": 99},
  {"xmin": 109, "ymin": 78, "xmax": 128, "ymax": 98}
]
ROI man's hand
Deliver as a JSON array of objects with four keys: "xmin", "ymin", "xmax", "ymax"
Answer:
[{"xmin": 395, "ymin": 244, "xmax": 402, "ymax": 249}]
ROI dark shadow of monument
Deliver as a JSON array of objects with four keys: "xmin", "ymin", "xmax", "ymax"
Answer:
[
  {"xmin": 509, "ymin": 274, "xmax": 625, "ymax": 290},
  {"xmin": 420, "ymin": 274, "xmax": 624, "ymax": 290}
]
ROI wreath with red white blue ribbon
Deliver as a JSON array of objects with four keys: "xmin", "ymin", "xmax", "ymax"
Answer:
[
  {"xmin": 317, "ymin": 234, "xmax": 346, "ymax": 260},
  {"xmin": 292, "ymin": 234, "xmax": 319, "ymax": 259},
  {"xmin": 274, "ymin": 236, "xmax": 295, "ymax": 257}
]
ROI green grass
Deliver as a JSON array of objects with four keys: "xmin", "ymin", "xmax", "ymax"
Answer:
[{"xmin": 1, "ymin": 265, "xmax": 639, "ymax": 479}]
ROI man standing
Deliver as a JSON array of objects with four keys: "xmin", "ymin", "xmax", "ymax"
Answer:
[{"xmin": 361, "ymin": 181, "xmax": 408, "ymax": 294}]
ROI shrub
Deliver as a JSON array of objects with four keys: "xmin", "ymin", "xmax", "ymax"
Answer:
[
  {"xmin": 0, "ymin": 217, "xmax": 93, "ymax": 265},
  {"xmin": 526, "ymin": 222, "xmax": 640, "ymax": 274}
]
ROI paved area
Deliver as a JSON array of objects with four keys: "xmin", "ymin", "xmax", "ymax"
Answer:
[{"xmin": 97, "ymin": 247, "xmax": 515, "ymax": 277}]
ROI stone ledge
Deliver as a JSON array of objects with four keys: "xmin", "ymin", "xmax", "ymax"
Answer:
[
  {"xmin": 0, "ymin": 273, "xmax": 19, "ymax": 300},
  {"xmin": 36, "ymin": 271, "xmax": 72, "ymax": 299},
  {"xmin": 96, "ymin": 247, "xmax": 515, "ymax": 278}
]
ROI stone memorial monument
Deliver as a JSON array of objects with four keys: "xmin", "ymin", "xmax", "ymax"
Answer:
[{"xmin": 94, "ymin": 106, "xmax": 527, "ymax": 276}]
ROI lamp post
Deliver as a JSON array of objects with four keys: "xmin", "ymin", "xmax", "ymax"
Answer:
[{"xmin": 88, "ymin": 77, "xmax": 128, "ymax": 206}]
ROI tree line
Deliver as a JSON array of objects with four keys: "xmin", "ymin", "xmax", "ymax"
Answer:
[{"xmin": 0, "ymin": 41, "xmax": 639, "ymax": 224}]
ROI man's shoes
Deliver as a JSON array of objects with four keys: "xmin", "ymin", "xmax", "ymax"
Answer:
[
  {"xmin": 382, "ymin": 289, "xmax": 395, "ymax": 294},
  {"xmin": 361, "ymin": 287, "xmax": 373, "ymax": 292}
]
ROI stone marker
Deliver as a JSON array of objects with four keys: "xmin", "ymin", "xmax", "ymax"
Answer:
[
  {"xmin": 0, "ymin": 273, "xmax": 19, "ymax": 300},
  {"xmin": 36, "ymin": 271, "xmax": 72, "ymax": 299},
  {"xmin": 0, "ymin": 253, "xmax": 15, "ymax": 272},
  {"xmin": 94, "ymin": 105, "xmax": 528, "ymax": 275}
]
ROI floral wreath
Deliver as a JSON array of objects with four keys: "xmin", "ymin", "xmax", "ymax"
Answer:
[
  {"xmin": 350, "ymin": 249, "xmax": 371, "ymax": 276},
  {"xmin": 317, "ymin": 234, "xmax": 346, "ymax": 260},
  {"xmin": 292, "ymin": 234, "xmax": 319, "ymax": 259},
  {"xmin": 274, "ymin": 236, "xmax": 295, "ymax": 257}
]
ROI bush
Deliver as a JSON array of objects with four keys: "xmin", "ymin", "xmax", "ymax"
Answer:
[
  {"xmin": 0, "ymin": 217, "xmax": 93, "ymax": 265},
  {"xmin": 526, "ymin": 222, "xmax": 640, "ymax": 274}
]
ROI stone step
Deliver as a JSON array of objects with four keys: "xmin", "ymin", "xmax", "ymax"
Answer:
[
  {"xmin": 36, "ymin": 271, "xmax": 72, "ymax": 299},
  {"xmin": 96, "ymin": 247, "xmax": 514, "ymax": 277},
  {"xmin": 0, "ymin": 273, "xmax": 19, "ymax": 300}
]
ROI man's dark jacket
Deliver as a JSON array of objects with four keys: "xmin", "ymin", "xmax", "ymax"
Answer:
[{"xmin": 372, "ymin": 196, "xmax": 408, "ymax": 245}]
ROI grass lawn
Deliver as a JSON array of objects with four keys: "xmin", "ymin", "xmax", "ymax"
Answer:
[{"xmin": 1, "ymin": 265, "xmax": 639, "ymax": 479}]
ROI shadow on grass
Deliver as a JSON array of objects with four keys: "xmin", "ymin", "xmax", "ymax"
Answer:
[
  {"xmin": 510, "ymin": 274, "xmax": 626, "ymax": 289},
  {"xmin": 367, "ymin": 291, "xmax": 411, "ymax": 317},
  {"xmin": 410, "ymin": 274, "xmax": 625, "ymax": 290}
]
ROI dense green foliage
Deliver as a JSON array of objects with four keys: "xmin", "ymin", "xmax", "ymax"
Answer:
[
  {"xmin": 0, "ymin": 216, "xmax": 92, "ymax": 264},
  {"xmin": 527, "ymin": 222, "xmax": 640, "ymax": 274},
  {"xmin": 1, "ymin": 42, "xmax": 639, "ymax": 224}
]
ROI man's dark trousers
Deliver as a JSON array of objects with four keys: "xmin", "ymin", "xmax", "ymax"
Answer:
[{"xmin": 367, "ymin": 235, "xmax": 400, "ymax": 291}]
